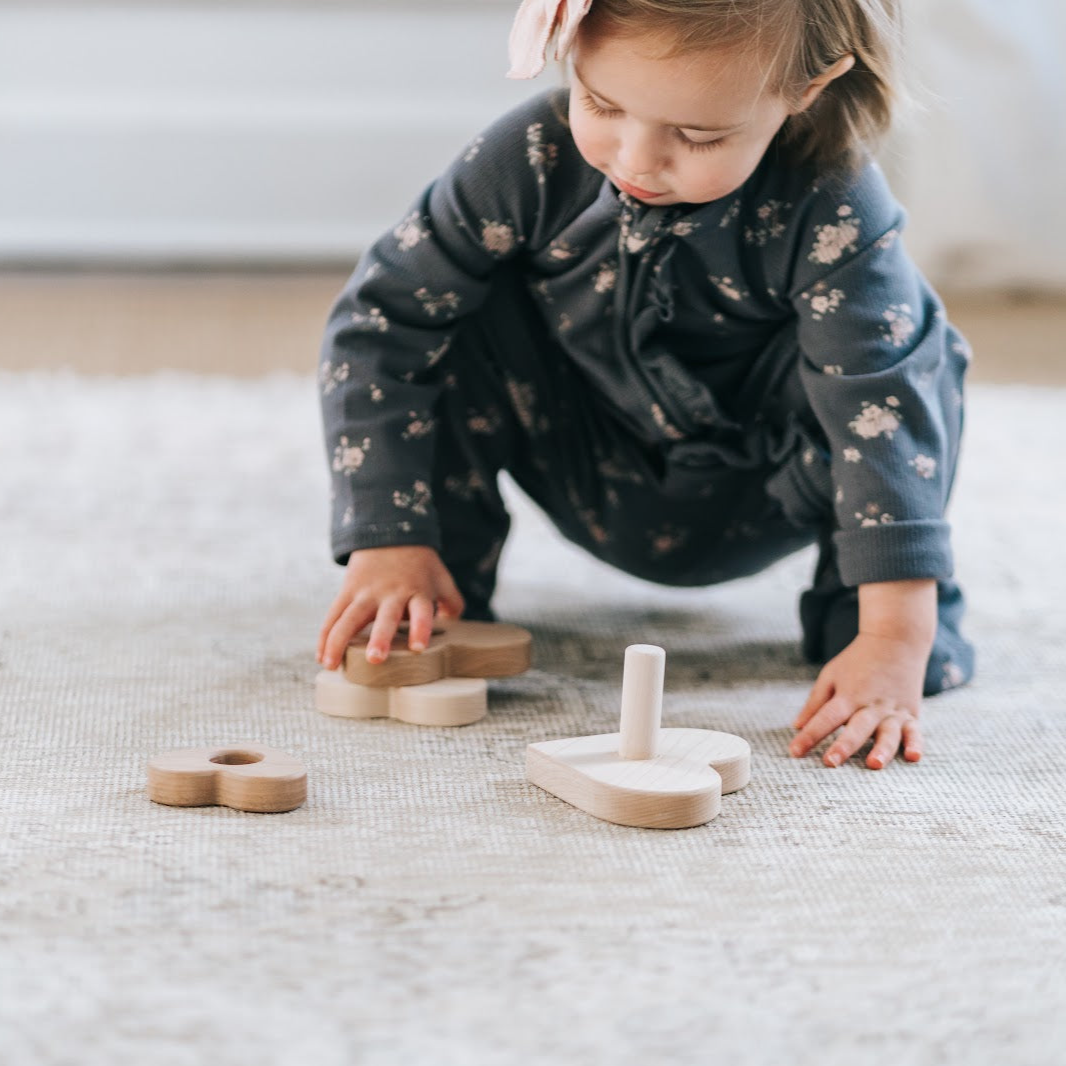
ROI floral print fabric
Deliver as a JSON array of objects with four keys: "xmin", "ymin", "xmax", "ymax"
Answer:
[{"xmin": 320, "ymin": 89, "xmax": 968, "ymax": 590}]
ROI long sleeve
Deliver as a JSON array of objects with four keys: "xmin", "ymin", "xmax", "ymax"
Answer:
[
  {"xmin": 785, "ymin": 162, "xmax": 970, "ymax": 586},
  {"xmin": 318, "ymin": 91, "xmax": 567, "ymax": 564}
]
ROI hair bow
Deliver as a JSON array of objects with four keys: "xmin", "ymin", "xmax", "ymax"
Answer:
[{"xmin": 507, "ymin": 0, "xmax": 594, "ymax": 79}]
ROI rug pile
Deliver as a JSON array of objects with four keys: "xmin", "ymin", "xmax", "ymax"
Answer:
[{"xmin": 1, "ymin": 373, "xmax": 1062, "ymax": 1065}]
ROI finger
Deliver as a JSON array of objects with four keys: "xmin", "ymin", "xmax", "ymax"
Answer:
[
  {"xmin": 865, "ymin": 714, "xmax": 904, "ymax": 770},
  {"xmin": 789, "ymin": 695, "xmax": 853, "ymax": 758},
  {"xmin": 321, "ymin": 600, "xmax": 376, "ymax": 671},
  {"xmin": 317, "ymin": 590, "xmax": 355, "ymax": 663},
  {"xmin": 366, "ymin": 599, "xmax": 405, "ymax": 664},
  {"xmin": 434, "ymin": 568, "xmax": 465, "ymax": 621},
  {"xmin": 901, "ymin": 717, "xmax": 923, "ymax": 762},
  {"xmin": 825, "ymin": 704, "xmax": 890, "ymax": 767},
  {"xmin": 794, "ymin": 670, "xmax": 835, "ymax": 730},
  {"xmin": 406, "ymin": 594, "xmax": 436, "ymax": 652}
]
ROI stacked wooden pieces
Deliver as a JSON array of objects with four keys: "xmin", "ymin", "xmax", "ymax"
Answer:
[
  {"xmin": 315, "ymin": 620, "xmax": 532, "ymax": 727},
  {"xmin": 525, "ymin": 644, "xmax": 751, "ymax": 829}
]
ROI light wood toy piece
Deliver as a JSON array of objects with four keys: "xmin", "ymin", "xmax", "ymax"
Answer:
[
  {"xmin": 147, "ymin": 745, "xmax": 307, "ymax": 813},
  {"xmin": 316, "ymin": 673, "xmax": 488, "ymax": 727},
  {"xmin": 315, "ymin": 619, "xmax": 531, "ymax": 728},
  {"xmin": 526, "ymin": 644, "xmax": 751, "ymax": 829}
]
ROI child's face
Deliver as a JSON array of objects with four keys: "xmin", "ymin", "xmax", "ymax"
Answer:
[{"xmin": 568, "ymin": 29, "xmax": 797, "ymax": 206}]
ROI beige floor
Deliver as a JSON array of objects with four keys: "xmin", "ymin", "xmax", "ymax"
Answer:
[{"xmin": 0, "ymin": 268, "xmax": 1063, "ymax": 384}]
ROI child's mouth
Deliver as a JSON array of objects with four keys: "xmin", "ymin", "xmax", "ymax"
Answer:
[{"xmin": 613, "ymin": 176, "xmax": 666, "ymax": 200}]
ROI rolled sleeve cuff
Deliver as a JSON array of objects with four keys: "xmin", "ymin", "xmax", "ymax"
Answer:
[
  {"xmin": 331, "ymin": 521, "xmax": 442, "ymax": 566},
  {"xmin": 833, "ymin": 520, "xmax": 954, "ymax": 586}
]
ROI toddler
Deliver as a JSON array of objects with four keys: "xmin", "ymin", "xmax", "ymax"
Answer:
[{"xmin": 316, "ymin": 0, "xmax": 974, "ymax": 770}]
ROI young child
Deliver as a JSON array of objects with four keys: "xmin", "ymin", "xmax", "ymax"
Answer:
[{"xmin": 316, "ymin": 0, "xmax": 974, "ymax": 770}]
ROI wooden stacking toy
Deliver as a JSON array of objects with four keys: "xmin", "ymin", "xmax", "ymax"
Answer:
[
  {"xmin": 147, "ymin": 745, "xmax": 307, "ymax": 813},
  {"xmin": 526, "ymin": 644, "xmax": 751, "ymax": 829},
  {"xmin": 316, "ymin": 619, "xmax": 532, "ymax": 727}
]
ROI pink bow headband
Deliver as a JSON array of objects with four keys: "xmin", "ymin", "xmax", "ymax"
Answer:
[{"xmin": 507, "ymin": 0, "xmax": 594, "ymax": 79}]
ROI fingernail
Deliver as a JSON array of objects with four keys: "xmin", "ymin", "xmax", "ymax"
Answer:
[
  {"xmin": 826, "ymin": 752, "xmax": 842, "ymax": 767},
  {"xmin": 410, "ymin": 641, "xmax": 426, "ymax": 653},
  {"xmin": 366, "ymin": 649, "xmax": 385, "ymax": 664}
]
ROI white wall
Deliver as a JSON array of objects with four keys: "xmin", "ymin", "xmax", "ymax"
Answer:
[
  {"xmin": 2, "ymin": 1, "xmax": 1064, "ymax": 290},
  {"xmin": 893, "ymin": 1, "xmax": 1066, "ymax": 291},
  {"xmin": 0, "ymin": 1, "xmax": 541, "ymax": 261}
]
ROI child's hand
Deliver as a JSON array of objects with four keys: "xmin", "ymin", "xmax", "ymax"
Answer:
[
  {"xmin": 789, "ymin": 632, "xmax": 926, "ymax": 769},
  {"xmin": 316, "ymin": 545, "xmax": 465, "ymax": 671}
]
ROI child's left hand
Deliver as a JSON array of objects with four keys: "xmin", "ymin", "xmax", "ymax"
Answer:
[{"xmin": 789, "ymin": 632, "xmax": 927, "ymax": 769}]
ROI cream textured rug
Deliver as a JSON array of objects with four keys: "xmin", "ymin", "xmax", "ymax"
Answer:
[{"xmin": 2, "ymin": 372, "xmax": 1064, "ymax": 1066}]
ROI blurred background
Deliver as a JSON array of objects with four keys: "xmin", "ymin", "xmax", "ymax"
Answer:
[{"xmin": 1, "ymin": 0, "xmax": 1063, "ymax": 380}]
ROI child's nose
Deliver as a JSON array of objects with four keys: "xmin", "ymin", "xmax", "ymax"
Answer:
[{"xmin": 616, "ymin": 127, "xmax": 663, "ymax": 179}]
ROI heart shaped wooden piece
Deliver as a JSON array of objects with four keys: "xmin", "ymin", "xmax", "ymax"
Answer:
[
  {"xmin": 526, "ymin": 727, "xmax": 750, "ymax": 829},
  {"xmin": 147, "ymin": 745, "xmax": 307, "ymax": 813},
  {"xmin": 526, "ymin": 645, "xmax": 751, "ymax": 829}
]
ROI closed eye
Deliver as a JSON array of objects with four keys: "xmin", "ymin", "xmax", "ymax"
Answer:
[
  {"xmin": 581, "ymin": 94, "xmax": 619, "ymax": 118},
  {"xmin": 582, "ymin": 94, "xmax": 727, "ymax": 152},
  {"xmin": 678, "ymin": 132, "xmax": 727, "ymax": 152}
]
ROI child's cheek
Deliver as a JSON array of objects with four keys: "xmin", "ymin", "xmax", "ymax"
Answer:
[
  {"xmin": 684, "ymin": 148, "xmax": 759, "ymax": 205},
  {"xmin": 568, "ymin": 110, "xmax": 608, "ymax": 175}
]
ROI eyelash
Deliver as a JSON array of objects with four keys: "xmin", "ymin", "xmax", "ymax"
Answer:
[{"xmin": 580, "ymin": 94, "xmax": 726, "ymax": 152}]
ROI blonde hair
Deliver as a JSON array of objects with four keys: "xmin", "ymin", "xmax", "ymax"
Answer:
[{"xmin": 577, "ymin": 0, "xmax": 906, "ymax": 172}]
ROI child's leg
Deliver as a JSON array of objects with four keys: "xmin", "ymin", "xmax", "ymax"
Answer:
[
  {"xmin": 427, "ymin": 267, "xmax": 577, "ymax": 618},
  {"xmin": 427, "ymin": 357, "xmax": 513, "ymax": 621},
  {"xmin": 429, "ymin": 268, "xmax": 816, "ymax": 608},
  {"xmin": 429, "ymin": 266, "xmax": 691, "ymax": 615}
]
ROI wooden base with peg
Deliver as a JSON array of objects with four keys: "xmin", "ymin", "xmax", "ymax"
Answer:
[{"xmin": 525, "ymin": 644, "xmax": 751, "ymax": 829}]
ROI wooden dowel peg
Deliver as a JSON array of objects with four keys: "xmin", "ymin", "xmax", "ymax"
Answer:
[{"xmin": 618, "ymin": 644, "xmax": 665, "ymax": 761}]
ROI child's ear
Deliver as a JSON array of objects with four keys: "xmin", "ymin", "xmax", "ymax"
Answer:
[{"xmin": 794, "ymin": 54, "xmax": 856, "ymax": 113}]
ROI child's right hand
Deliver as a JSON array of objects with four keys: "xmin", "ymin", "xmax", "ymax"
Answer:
[{"xmin": 316, "ymin": 545, "xmax": 465, "ymax": 671}]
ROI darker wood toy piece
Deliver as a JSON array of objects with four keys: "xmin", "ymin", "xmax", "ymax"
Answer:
[
  {"xmin": 147, "ymin": 745, "xmax": 307, "ymax": 813},
  {"xmin": 342, "ymin": 619, "xmax": 532, "ymax": 688}
]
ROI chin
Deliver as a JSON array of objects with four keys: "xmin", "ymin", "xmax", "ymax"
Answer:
[{"xmin": 681, "ymin": 183, "xmax": 745, "ymax": 207}]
